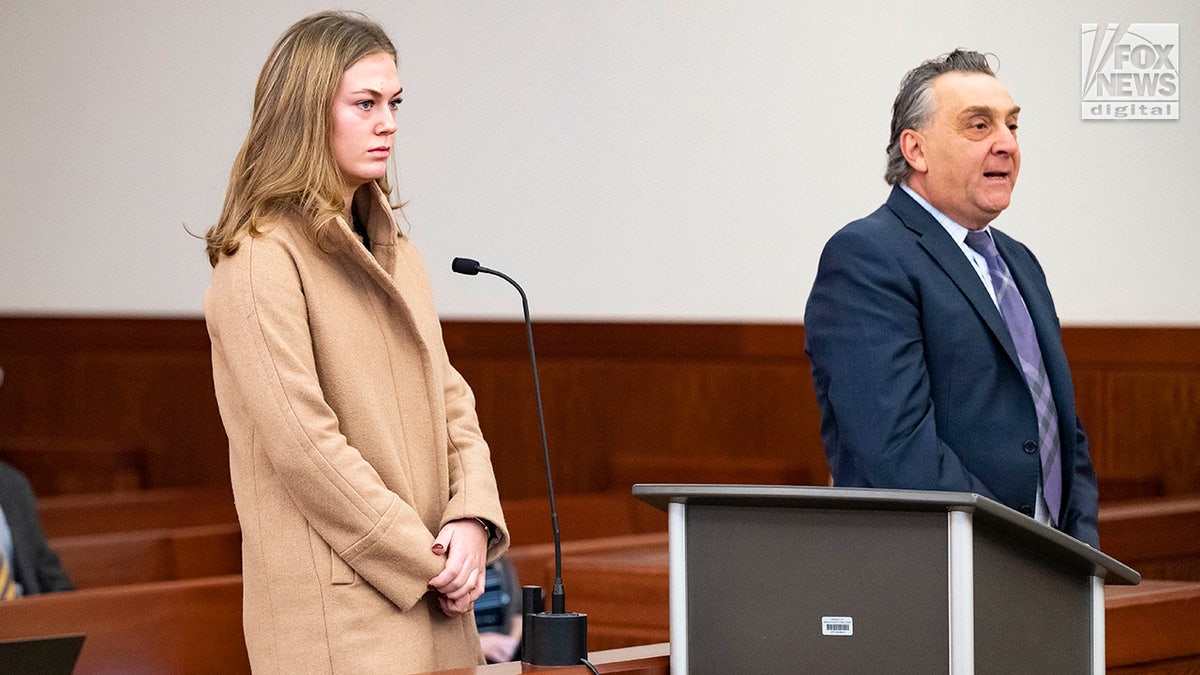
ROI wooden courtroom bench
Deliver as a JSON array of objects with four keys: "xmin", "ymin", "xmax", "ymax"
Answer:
[
  {"xmin": 506, "ymin": 532, "xmax": 669, "ymax": 598},
  {"xmin": 51, "ymin": 522, "xmax": 242, "ymax": 589},
  {"xmin": 500, "ymin": 491, "xmax": 665, "ymax": 548},
  {"xmin": 40, "ymin": 487, "xmax": 649, "ymax": 545},
  {"xmin": 539, "ymin": 536, "xmax": 670, "ymax": 652},
  {"xmin": 0, "ymin": 574, "xmax": 249, "ymax": 674},
  {"xmin": 1100, "ymin": 495, "xmax": 1200, "ymax": 582},
  {"xmin": 1107, "ymin": 580, "xmax": 1200, "ymax": 672},
  {"xmin": 0, "ymin": 436, "xmax": 151, "ymax": 496},
  {"xmin": 40, "ymin": 488, "xmax": 655, "ymax": 590},
  {"xmin": 1098, "ymin": 474, "xmax": 1166, "ymax": 502},
  {"xmin": 37, "ymin": 485, "xmax": 237, "ymax": 538},
  {"xmin": 39, "ymin": 486, "xmax": 657, "ymax": 549}
]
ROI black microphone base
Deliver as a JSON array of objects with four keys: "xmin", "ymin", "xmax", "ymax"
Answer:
[{"xmin": 522, "ymin": 611, "xmax": 588, "ymax": 667}]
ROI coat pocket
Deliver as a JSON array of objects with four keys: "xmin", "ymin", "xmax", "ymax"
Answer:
[{"xmin": 331, "ymin": 549, "xmax": 356, "ymax": 585}]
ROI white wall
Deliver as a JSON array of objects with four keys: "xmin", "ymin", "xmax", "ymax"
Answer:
[{"xmin": 1, "ymin": 0, "xmax": 1196, "ymax": 324}]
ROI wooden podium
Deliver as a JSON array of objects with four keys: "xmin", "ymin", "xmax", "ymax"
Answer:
[{"xmin": 633, "ymin": 484, "xmax": 1140, "ymax": 675}]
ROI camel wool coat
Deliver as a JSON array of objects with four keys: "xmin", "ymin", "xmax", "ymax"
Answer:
[{"xmin": 205, "ymin": 186, "xmax": 509, "ymax": 673}]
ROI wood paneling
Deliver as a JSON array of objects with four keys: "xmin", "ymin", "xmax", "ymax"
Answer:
[
  {"xmin": 0, "ymin": 317, "xmax": 228, "ymax": 489},
  {"xmin": 1064, "ymin": 327, "xmax": 1200, "ymax": 496},
  {"xmin": 443, "ymin": 321, "xmax": 822, "ymax": 499},
  {"xmin": 0, "ymin": 317, "xmax": 1197, "ymax": 500}
]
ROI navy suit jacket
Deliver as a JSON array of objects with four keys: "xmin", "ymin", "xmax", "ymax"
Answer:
[
  {"xmin": 804, "ymin": 186, "xmax": 1100, "ymax": 547},
  {"xmin": 0, "ymin": 462, "xmax": 73, "ymax": 595}
]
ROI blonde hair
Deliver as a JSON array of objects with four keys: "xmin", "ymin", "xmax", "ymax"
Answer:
[{"xmin": 205, "ymin": 11, "xmax": 398, "ymax": 266}]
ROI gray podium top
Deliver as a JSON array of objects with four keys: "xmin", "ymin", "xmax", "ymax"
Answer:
[{"xmin": 633, "ymin": 483, "xmax": 1140, "ymax": 585}]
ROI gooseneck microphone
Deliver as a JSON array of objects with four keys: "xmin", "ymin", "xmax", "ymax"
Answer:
[
  {"xmin": 451, "ymin": 257, "xmax": 589, "ymax": 669},
  {"xmin": 452, "ymin": 258, "xmax": 566, "ymax": 608}
]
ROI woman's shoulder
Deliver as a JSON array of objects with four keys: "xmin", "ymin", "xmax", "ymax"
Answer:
[
  {"xmin": 205, "ymin": 217, "xmax": 313, "ymax": 325},
  {"xmin": 214, "ymin": 213, "xmax": 315, "ymax": 266},
  {"xmin": 208, "ymin": 225, "xmax": 311, "ymax": 305}
]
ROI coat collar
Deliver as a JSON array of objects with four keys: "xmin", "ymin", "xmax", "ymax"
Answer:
[
  {"xmin": 332, "ymin": 184, "xmax": 404, "ymax": 282},
  {"xmin": 331, "ymin": 185, "xmax": 436, "ymax": 351}
]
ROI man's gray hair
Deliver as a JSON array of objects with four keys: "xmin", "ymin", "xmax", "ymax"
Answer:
[{"xmin": 884, "ymin": 50, "xmax": 997, "ymax": 185}]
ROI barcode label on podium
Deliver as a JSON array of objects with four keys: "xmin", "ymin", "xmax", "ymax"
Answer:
[{"xmin": 822, "ymin": 616, "xmax": 853, "ymax": 636}]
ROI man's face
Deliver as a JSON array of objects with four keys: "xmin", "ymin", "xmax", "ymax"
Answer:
[{"xmin": 904, "ymin": 72, "xmax": 1021, "ymax": 231}]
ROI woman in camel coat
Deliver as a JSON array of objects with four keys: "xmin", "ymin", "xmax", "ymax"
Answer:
[{"xmin": 204, "ymin": 11, "xmax": 508, "ymax": 673}]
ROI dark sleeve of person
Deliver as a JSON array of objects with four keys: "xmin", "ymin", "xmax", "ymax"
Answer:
[
  {"xmin": 1, "ymin": 463, "xmax": 74, "ymax": 594},
  {"xmin": 1061, "ymin": 417, "xmax": 1100, "ymax": 548}
]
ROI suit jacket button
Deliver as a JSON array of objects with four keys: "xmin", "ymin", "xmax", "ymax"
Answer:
[
  {"xmin": 1023, "ymin": 440, "xmax": 1038, "ymax": 454},
  {"xmin": 1020, "ymin": 505, "xmax": 1034, "ymax": 516}
]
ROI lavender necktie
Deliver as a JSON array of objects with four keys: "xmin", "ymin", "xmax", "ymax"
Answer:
[{"xmin": 965, "ymin": 230, "xmax": 1063, "ymax": 526}]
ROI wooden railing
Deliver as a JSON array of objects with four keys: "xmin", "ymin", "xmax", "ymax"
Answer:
[{"xmin": 1, "ymin": 318, "xmax": 1197, "ymax": 501}]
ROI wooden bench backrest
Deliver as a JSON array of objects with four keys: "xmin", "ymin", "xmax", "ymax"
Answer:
[
  {"xmin": 0, "ymin": 575, "xmax": 249, "ymax": 674},
  {"xmin": 51, "ymin": 523, "xmax": 242, "ymax": 589},
  {"xmin": 1099, "ymin": 496, "xmax": 1200, "ymax": 581},
  {"xmin": 37, "ymin": 486, "xmax": 237, "ymax": 538},
  {"xmin": 500, "ymin": 491, "xmax": 666, "ymax": 547},
  {"xmin": 0, "ymin": 436, "xmax": 150, "ymax": 496},
  {"xmin": 506, "ymin": 532, "xmax": 669, "ymax": 590}
]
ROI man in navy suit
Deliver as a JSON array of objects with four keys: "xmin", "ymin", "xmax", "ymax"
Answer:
[
  {"xmin": 0, "ymin": 461, "xmax": 73, "ymax": 597},
  {"xmin": 804, "ymin": 50, "xmax": 1099, "ymax": 547}
]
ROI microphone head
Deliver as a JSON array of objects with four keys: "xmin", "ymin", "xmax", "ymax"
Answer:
[{"xmin": 452, "ymin": 257, "xmax": 481, "ymax": 275}]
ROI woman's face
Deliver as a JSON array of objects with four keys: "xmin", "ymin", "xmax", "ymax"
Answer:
[{"xmin": 330, "ymin": 51, "xmax": 402, "ymax": 204}]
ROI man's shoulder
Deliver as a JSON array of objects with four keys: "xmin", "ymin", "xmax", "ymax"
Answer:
[
  {"xmin": 0, "ymin": 462, "xmax": 35, "ymax": 508},
  {"xmin": 844, "ymin": 202, "xmax": 903, "ymax": 232},
  {"xmin": 0, "ymin": 461, "xmax": 25, "ymax": 486},
  {"xmin": 824, "ymin": 200, "xmax": 915, "ymax": 253},
  {"xmin": 837, "ymin": 186, "xmax": 927, "ymax": 233}
]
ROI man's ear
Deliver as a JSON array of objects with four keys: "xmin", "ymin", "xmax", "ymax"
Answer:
[{"xmin": 899, "ymin": 129, "xmax": 927, "ymax": 175}]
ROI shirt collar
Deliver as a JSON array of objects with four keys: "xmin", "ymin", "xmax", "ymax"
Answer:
[{"xmin": 899, "ymin": 183, "xmax": 990, "ymax": 244}]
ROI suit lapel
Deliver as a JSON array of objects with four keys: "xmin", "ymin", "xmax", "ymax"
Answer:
[{"xmin": 885, "ymin": 187, "xmax": 1023, "ymax": 371}]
